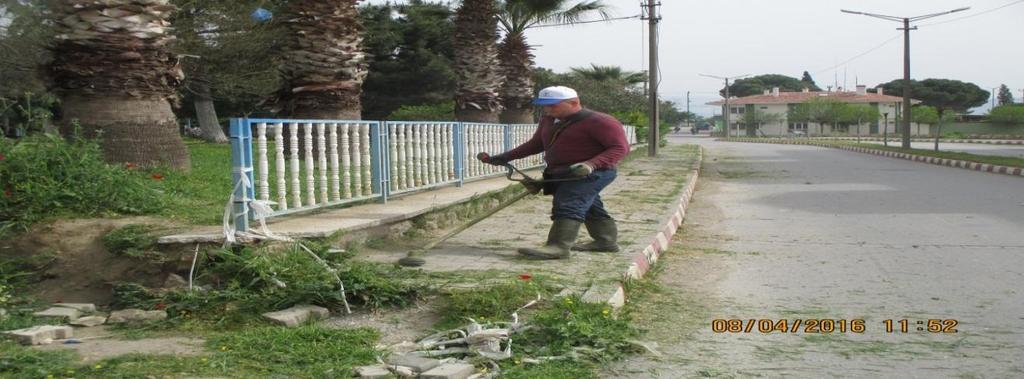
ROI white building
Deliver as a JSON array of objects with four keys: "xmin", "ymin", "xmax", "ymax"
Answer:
[{"xmin": 708, "ymin": 85, "xmax": 929, "ymax": 136}]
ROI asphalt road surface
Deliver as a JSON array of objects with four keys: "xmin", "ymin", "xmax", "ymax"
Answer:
[{"xmin": 608, "ymin": 135, "xmax": 1024, "ymax": 378}]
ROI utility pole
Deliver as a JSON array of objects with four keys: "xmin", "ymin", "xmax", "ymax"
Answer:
[
  {"xmin": 643, "ymin": 1, "xmax": 661, "ymax": 156},
  {"xmin": 700, "ymin": 73, "xmax": 750, "ymax": 138},
  {"xmin": 841, "ymin": 6, "xmax": 969, "ymax": 149},
  {"xmin": 686, "ymin": 91, "xmax": 691, "ymax": 132}
]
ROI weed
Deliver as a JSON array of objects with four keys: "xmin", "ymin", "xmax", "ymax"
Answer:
[
  {"xmin": 516, "ymin": 295, "xmax": 640, "ymax": 360},
  {"xmin": 0, "ymin": 340, "xmax": 76, "ymax": 378},
  {"xmin": 501, "ymin": 360, "xmax": 596, "ymax": 379},
  {"xmin": 438, "ymin": 278, "xmax": 554, "ymax": 329},
  {"xmin": 205, "ymin": 325, "xmax": 380, "ymax": 377},
  {"xmin": 103, "ymin": 224, "xmax": 157, "ymax": 258}
]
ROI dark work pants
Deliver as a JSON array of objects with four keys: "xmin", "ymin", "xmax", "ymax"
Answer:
[{"xmin": 549, "ymin": 169, "xmax": 617, "ymax": 221}]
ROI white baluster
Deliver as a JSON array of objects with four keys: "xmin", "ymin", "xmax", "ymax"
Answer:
[
  {"xmin": 256, "ymin": 123, "xmax": 269, "ymax": 201},
  {"xmin": 351, "ymin": 123, "xmax": 362, "ymax": 197},
  {"xmin": 304, "ymin": 123, "xmax": 316, "ymax": 206},
  {"xmin": 340, "ymin": 124, "xmax": 352, "ymax": 199},
  {"xmin": 360, "ymin": 123, "xmax": 371, "ymax": 195},
  {"xmin": 411, "ymin": 124, "xmax": 420, "ymax": 186},
  {"xmin": 444, "ymin": 124, "xmax": 453, "ymax": 180},
  {"xmin": 289, "ymin": 123, "xmax": 302, "ymax": 208},
  {"xmin": 329, "ymin": 123, "xmax": 340, "ymax": 202},
  {"xmin": 427, "ymin": 123, "xmax": 437, "ymax": 184},
  {"xmin": 388, "ymin": 124, "xmax": 398, "ymax": 191},
  {"xmin": 396, "ymin": 124, "xmax": 407, "ymax": 190},
  {"xmin": 274, "ymin": 123, "xmax": 287, "ymax": 210},
  {"xmin": 316, "ymin": 123, "xmax": 328, "ymax": 204}
]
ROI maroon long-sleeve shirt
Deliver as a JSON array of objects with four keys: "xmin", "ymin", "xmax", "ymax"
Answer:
[{"xmin": 503, "ymin": 110, "xmax": 629, "ymax": 171}]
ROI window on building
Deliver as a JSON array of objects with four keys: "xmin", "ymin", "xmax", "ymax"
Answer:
[
  {"xmin": 730, "ymin": 107, "xmax": 744, "ymax": 114},
  {"xmin": 788, "ymin": 122, "xmax": 807, "ymax": 131}
]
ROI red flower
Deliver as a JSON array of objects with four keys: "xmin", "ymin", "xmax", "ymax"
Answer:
[
  {"xmin": 0, "ymin": 153, "xmax": 5, "ymax": 161},
  {"xmin": 3, "ymin": 190, "xmax": 10, "ymax": 198},
  {"xmin": 154, "ymin": 302, "xmax": 166, "ymax": 310},
  {"xmin": 151, "ymin": 173, "xmax": 164, "ymax": 180},
  {"xmin": 518, "ymin": 274, "xmax": 532, "ymax": 281},
  {"xmin": 125, "ymin": 162, "xmax": 137, "ymax": 169}
]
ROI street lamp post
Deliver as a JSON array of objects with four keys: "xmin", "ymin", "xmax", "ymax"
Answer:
[
  {"xmin": 700, "ymin": 73, "xmax": 750, "ymax": 138},
  {"xmin": 841, "ymin": 7, "xmax": 969, "ymax": 149}
]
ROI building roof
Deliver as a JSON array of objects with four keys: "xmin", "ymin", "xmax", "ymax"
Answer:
[{"xmin": 706, "ymin": 90, "xmax": 920, "ymax": 106}]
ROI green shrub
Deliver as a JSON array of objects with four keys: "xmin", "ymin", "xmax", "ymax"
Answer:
[
  {"xmin": 387, "ymin": 101, "xmax": 455, "ymax": 121},
  {"xmin": 0, "ymin": 134, "xmax": 163, "ymax": 236},
  {"xmin": 517, "ymin": 295, "xmax": 639, "ymax": 360},
  {"xmin": 440, "ymin": 278, "xmax": 554, "ymax": 328},
  {"xmin": 990, "ymin": 104, "xmax": 1024, "ymax": 125}
]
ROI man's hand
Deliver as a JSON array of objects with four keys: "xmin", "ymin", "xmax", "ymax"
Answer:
[
  {"xmin": 569, "ymin": 161, "xmax": 594, "ymax": 177},
  {"xmin": 477, "ymin": 152, "xmax": 509, "ymax": 166},
  {"xmin": 521, "ymin": 179, "xmax": 542, "ymax": 194}
]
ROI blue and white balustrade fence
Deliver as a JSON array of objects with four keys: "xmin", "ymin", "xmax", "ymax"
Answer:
[{"xmin": 228, "ymin": 118, "xmax": 638, "ymax": 235}]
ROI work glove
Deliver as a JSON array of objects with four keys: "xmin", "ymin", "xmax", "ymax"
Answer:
[
  {"xmin": 569, "ymin": 161, "xmax": 594, "ymax": 177},
  {"xmin": 477, "ymin": 152, "xmax": 509, "ymax": 166}
]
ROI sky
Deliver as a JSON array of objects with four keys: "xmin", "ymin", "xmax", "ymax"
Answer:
[{"xmin": 524, "ymin": 0, "xmax": 1024, "ymax": 116}]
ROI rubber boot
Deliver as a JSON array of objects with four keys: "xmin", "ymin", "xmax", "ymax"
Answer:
[
  {"xmin": 572, "ymin": 218, "xmax": 620, "ymax": 253},
  {"xmin": 517, "ymin": 219, "xmax": 582, "ymax": 260}
]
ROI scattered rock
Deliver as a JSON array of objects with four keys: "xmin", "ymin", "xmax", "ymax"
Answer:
[
  {"xmin": 4, "ymin": 325, "xmax": 73, "ymax": 345},
  {"xmin": 33, "ymin": 307, "xmax": 82, "ymax": 321},
  {"xmin": 261, "ymin": 305, "xmax": 329, "ymax": 327},
  {"xmin": 70, "ymin": 315, "xmax": 108, "ymax": 327},
  {"xmin": 163, "ymin": 273, "xmax": 189, "ymax": 289},
  {"xmin": 354, "ymin": 364, "xmax": 393, "ymax": 379},
  {"xmin": 391, "ymin": 366, "xmax": 416, "ymax": 378},
  {"xmin": 386, "ymin": 354, "xmax": 440, "ymax": 373},
  {"xmin": 386, "ymin": 341, "xmax": 419, "ymax": 354},
  {"xmin": 420, "ymin": 363, "xmax": 476, "ymax": 379},
  {"xmin": 0, "ymin": 308, "xmax": 7, "ymax": 320},
  {"xmin": 107, "ymin": 309, "xmax": 167, "ymax": 323},
  {"xmin": 54, "ymin": 303, "xmax": 97, "ymax": 313}
]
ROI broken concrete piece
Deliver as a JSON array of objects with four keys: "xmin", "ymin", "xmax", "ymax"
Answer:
[
  {"xmin": 4, "ymin": 325, "xmax": 73, "ymax": 345},
  {"xmin": 420, "ymin": 363, "xmax": 476, "ymax": 379},
  {"xmin": 354, "ymin": 364, "xmax": 393, "ymax": 379},
  {"xmin": 391, "ymin": 366, "xmax": 416, "ymax": 378},
  {"xmin": 33, "ymin": 307, "xmax": 82, "ymax": 320},
  {"xmin": 70, "ymin": 315, "xmax": 108, "ymax": 327},
  {"xmin": 54, "ymin": 303, "xmax": 97, "ymax": 313},
  {"xmin": 386, "ymin": 354, "xmax": 440, "ymax": 373},
  {"xmin": 387, "ymin": 341, "xmax": 419, "ymax": 354},
  {"xmin": 261, "ymin": 305, "xmax": 329, "ymax": 327},
  {"xmin": 107, "ymin": 309, "xmax": 167, "ymax": 323},
  {"xmin": 163, "ymin": 273, "xmax": 189, "ymax": 289}
]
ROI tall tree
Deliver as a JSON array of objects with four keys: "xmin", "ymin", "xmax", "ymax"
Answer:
[
  {"xmin": 721, "ymin": 73, "xmax": 821, "ymax": 97},
  {"xmin": 741, "ymin": 107, "xmax": 783, "ymax": 136},
  {"xmin": 171, "ymin": 0, "xmax": 287, "ymax": 141},
  {"xmin": 789, "ymin": 98, "xmax": 846, "ymax": 135},
  {"xmin": 278, "ymin": 0, "xmax": 367, "ymax": 119},
  {"xmin": 838, "ymin": 104, "xmax": 880, "ymax": 141},
  {"xmin": 360, "ymin": 1, "xmax": 456, "ymax": 120},
  {"xmin": 50, "ymin": 0, "xmax": 191, "ymax": 170},
  {"xmin": 453, "ymin": 0, "xmax": 503, "ymax": 122},
  {"xmin": 496, "ymin": 0, "xmax": 610, "ymax": 123},
  {"xmin": 997, "ymin": 84, "xmax": 1015, "ymax": 106},
  {"xmin": 800, "ymin": 71, "xmax": 818, "ymax": 90},
  {"xmin": 881, "ymin": 78, "xmax": 988, "ymax": 150},
  {"xmin": 569, "ymin": 64, "xmax": 646, "ymax": 84}
]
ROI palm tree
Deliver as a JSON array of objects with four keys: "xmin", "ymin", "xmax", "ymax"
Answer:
[
  {"xmin": 279, "ymin": 0, "xmax": 367, "ymax": 119},
  {"xmin": 50, "ymin": 0, "xmax": 191, "ymax": 170},
  {"xmin": 497, "ymin": 1, "xmax": 610, "ymax": 123},
  {"xmin": 569, "ymin": 64, "xmax": 647, "ymax": 84},
  {"xmin": 453, "ymin": 0, "xmax": 504, "ymax": 123}
]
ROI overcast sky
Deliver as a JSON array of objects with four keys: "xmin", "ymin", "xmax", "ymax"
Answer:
[{"xmin": 524, "ymin": 0, "xmax": 1024, "ymax": 116}]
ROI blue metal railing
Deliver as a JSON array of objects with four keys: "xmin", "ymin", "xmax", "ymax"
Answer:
[{"xmin": 229, "ymin": 118, "xmax": 638, "ymax": 233}]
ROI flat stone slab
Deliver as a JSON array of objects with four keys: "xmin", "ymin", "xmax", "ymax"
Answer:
[
  {"xmin": 420, "ymin": 363, "xmax": 476, "ymax": 379},
  {"xmin": 70, "ymin": 315, "xmax": 108, "ymax": 327},
  {"xmin": 355, "ymin": 364, "xmax": 394, "ymax": 379},
  {"xmin": 54, "ymin": 303, "xmax": 97, "ymax": 313},
  {"xmin": 261, "ymin": 305, "xmax": 329, "ymax": 327},
  {"xmin": 107, "ymin": 309, "xmax": 167, "ymax": 323},
  {"xmin": 385, "ymin": 354, "xmax": 440, "ymax": 373},
  {"xmin": 4, "ymin": 325, "xmax": 73, "ymax": 345},
  {"xmin": 33, "ymin": 307, "xmax": 81, "ymax": 320}
]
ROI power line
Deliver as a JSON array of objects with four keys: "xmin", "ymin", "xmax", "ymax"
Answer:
[
  {"xmin": 530, "ymin": 14, "xmax": 641, "ymax": 28},
  {"xmin": 813, "ymin": 34, "xmax": 902, "ymax": 75},
  {"xmin": 920, "ymin": 0, "xmax": 1024, "ymax": 27}
]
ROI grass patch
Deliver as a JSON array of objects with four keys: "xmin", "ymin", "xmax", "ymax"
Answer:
[
  {"xmin": 102, "ymin": 224, "xmax": 157, "ymax": 258},
  {"xmin": 501, "ymin": 360, "xmax": 596, "ymax": 379},
  {"xmin": 153, "ymin": 139, "xmax": 233, "ymax": 225},
  {"xmin": 438, "ymin": 276, "xmax": 555, "ymax": 329}
]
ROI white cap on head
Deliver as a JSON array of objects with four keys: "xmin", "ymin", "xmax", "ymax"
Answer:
[{"xmin": 533, "ymin": 86, "xmax": 578, "ymax": 105}]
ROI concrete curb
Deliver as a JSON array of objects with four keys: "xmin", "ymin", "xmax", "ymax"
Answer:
[
  {"xmin": 586, "ymin": 146, "xmax": 703, "ymax": 308},
  {"xmin": 723, "ymin": 138, "xmax": 1024, "ymax": 178},
  {"xmin": 804, "ymin": 137, "xmax": 1024, "ymax": 145}
]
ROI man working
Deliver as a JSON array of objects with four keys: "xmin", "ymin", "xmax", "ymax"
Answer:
[{"xmin": 479, "ymin": 86, "xmax": 629, "ymax": 259}]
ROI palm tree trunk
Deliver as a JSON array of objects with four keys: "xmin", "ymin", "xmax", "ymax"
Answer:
[
  {"xmin": 280, "ymin": 0, "xmax": 366, "ymax": 120},
  {"xmin": 454, "ymin": 0, "xmax": 503, "ymax": 123},
  {"xmin": 51, "ymin": 0, "xmax": 190, "ymax": 170},
  {"xmin": 498, "ymin": 33, "xmax": 534, "ymax": 124},
  {"xmin": 63, "ymin": 96, "xmax": 190, "ymax": 169}
]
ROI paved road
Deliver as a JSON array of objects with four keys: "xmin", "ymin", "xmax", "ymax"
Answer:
[
  {"xmin": 859, "ymin": 139, "xmax": 1024, "ymax": 158},
  {"xmin": 609, "ymin": 135, "xmax": 1024, "ymax": 378}
]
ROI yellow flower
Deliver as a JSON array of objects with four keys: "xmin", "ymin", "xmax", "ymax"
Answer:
[
  {"xmin": 220, "ymin": 345, "xmax": 228, "ymax": 351},
  {"xmin": 46, "ymin": 375, "xmax": 54, "ymax": 379},
  {"xmin": 201, "ymin": 358, "xmax": 209, "ymax": 363},
  {"xmin": 93, "ymin": 364, "xmax": 103, "ymax": 369}
]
